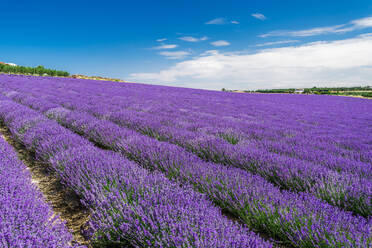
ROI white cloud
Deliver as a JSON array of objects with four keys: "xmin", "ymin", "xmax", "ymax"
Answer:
[
  {"xmin": 255, "ymin": 40, "xmax": 299, "ymax": 47},
  {"xmin": 252, "ymin": 13, "xmax": 266, "ymax": 21},
  {"xmin": 261, "ymin": 16, "xmax": 372, "ymax": 37},
  {"xmin": 131, "ymin": 34, "xmax": 372, "ymax": 90},
  {"xmin": 359, "ymin": 32, "xmax": 372, "ymax": 38},
  {"xmin": 153, "ymin": 44, "xmax": 178, "ymax": 49},
  {"xmin": 210, "ymin": 40, "xmax": 230, "ymax": 47},
  {"xmin": 156, "ymin": 38, "xmax": 167, "ymax": 42},
  {"xmin": 351, "ymin": 16, "xmax": 372, "ymax": 28},
  {"xmin": 179, "ymin": 36, "xmax": 198, "ymax": 42},
  {"xmin": 179, "ymin": 36, "xmax": 208, "ymax": 42},
  {"xmin": 206, "ymin": 18, "xmax": 240, "ymax": 25},
  {"xmin": 260, "ymin": 25, "xmax": 352, "ymax": 37},
  {"xmin": 205, "ymin": 18, "xmax": 226, "ymax": 25},
  {"xmin": 158, "ymin": 51, "xmax": 191, "ymax": 59}
]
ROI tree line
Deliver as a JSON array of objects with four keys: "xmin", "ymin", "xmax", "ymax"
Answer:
[
  {"xmin": 0, "ymin": 64, "xmax": 69, "ymax": 77},
  {"xmin": 222, "ymin": 86, "xmax": 372, "ymax": 98}
]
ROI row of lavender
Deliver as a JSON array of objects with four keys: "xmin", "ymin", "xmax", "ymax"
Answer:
[
  {"xmin": 4, "ymin": 75, "xmax": 370, "ymax": 177},
  {"xmin": 0, "ymin": 124, "xmax": 73, "ymax": 247},
  {"xmin": 0, "ymin": 95, "xmax": 269, "ymax": 247},
  {"xmin": 17, "ymin": 74, "xmax": 370, "ymax": 168},
  {"xmin": 1, "ymin": 75, "xmax": 370, "ymax": 217},
  {"xmin": 1, "ymin": 77, "xmax": 371, "ymax": 247},
  {"xmin": 67, "ymin": 83, "xmax": 372, "ymax": 176},
  {"xmin": 85, "ymin": 88, "xmax": 372, "ymax": 168}
]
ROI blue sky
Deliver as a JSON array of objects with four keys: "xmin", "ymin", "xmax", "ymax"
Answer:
[{"xmin": 1, "ymin": 0, "xmax": 372, "ymax": 89}]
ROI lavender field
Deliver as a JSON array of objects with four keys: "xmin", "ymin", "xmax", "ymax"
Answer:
[{"xmin": 0, "ymin": 74, "xmax": 371, "ymax": 248}]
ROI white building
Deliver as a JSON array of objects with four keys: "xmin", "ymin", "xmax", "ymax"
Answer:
[{"xmin": 294, "ymin": 88, "xmax": 304, "ymax": 94}]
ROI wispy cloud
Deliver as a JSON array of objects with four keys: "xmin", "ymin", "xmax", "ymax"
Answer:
[
  {"xmin": 158, "ymin": 51, "xmax": 190, "ymax": 59},
  {"xmin": 205, "ymin": 18, "xmax": 226, "ymax": 25},
  {"xmin": 252, "ymin": 13, "xmax": 266, "ymax": 21},
  {"xmin": 205, "ymin": 17, "xmax": 240, "ymax": 25},
  {"xmin": 351, "ymin": 16, "xmax": 372, "ymax": 28},
  {"xmin": 179, "ymin": 36, "xmax": 208, "ymax": 42},
  {"xmin": 156, "ymin": 38, "xmax": 167, "ymax": 42},
  {"xmin": 260, "ymin": 25, "xmax": 352, "ymax": 37},
  {"xmin": 210, "ymin": 40, "xmax": 230, "ymax": 47},
  {"xmin": 255, "ymin": 40, "xmax": 299, "ymax": 47},
  {"xmin": 153, "ymin": 44, "xmax": 178, "ymax": 49},
  {"xmin": 261, "ymin": 16, "xmax": 372, "ymax": 37},
  {"xmin": 131, "ymin": 34, "xmax": 372, "ymax": 90}
]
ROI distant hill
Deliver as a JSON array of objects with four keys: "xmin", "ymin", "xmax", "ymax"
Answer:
[{"xmin": 70, "ymin": 74, "xmax": 125, "ymax": 82}]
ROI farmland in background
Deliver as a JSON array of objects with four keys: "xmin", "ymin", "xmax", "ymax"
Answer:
[{"xmin": 237, "ymin": 86, "xmax": 372, "ymax": 98}]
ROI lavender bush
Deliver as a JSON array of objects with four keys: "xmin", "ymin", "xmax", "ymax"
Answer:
[
  {"xmin": 0, "ymin": 98, "xmax": 270, "ymax": 248},
  {"xmin": 0, "ymin": 134, "xmax": 74, "ymax": 247},
  {"xmin": 0, "ymin": 75, "xmax": 371, "ymax": 247},
  {"xmin": 1, "ymin": 79, "xmax": 370, "ymax": 217}
]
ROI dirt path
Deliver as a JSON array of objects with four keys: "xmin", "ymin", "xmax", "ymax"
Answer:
[{"xmin": 0, "ymin": 125, "xmax": 91, "ymax": 247}]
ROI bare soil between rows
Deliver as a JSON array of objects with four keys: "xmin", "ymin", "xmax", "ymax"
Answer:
[
  {"xmin": 0, "ymin": 125, "xmax": 91, "ymax": 247},
  {"xmin": 1, "ymin": 121, "xmax": 289, "ymax": 248}
]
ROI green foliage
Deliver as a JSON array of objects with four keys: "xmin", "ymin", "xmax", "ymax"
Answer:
[
  {"xmin": 0, "ymin": 63, "xmax": 69, "ymax": 77},
  {"xmin": 255, "ymin": 89, "xmax": 295, "ymax": 93},
  {"xmin": 254, "ymin": 86, "xmax": 372, "ymax": 98},
  {"xmin": 308, "ymin": 86, "xmax": 372, "ymax": 92},
  {"xmin": 360, "ymin": 92, "xmax": 372, "ymax": 98},
  {"xmin": 341, "ymin": 91, "xmax": 372, "ymax": 98}
]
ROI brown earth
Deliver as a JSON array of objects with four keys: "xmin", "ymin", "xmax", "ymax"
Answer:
[
  {"xmin": 0, "ymin": 125, "xmax": 91, "ymax": 247},
  {"xmin": 70, "ymin": 74, "xmax": 126, "ymax": 82}
]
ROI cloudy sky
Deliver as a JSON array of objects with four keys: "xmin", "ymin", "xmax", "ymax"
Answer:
[{"xmin": 1, "ymin": 0, "xmax": 372, "ymax": 90}]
